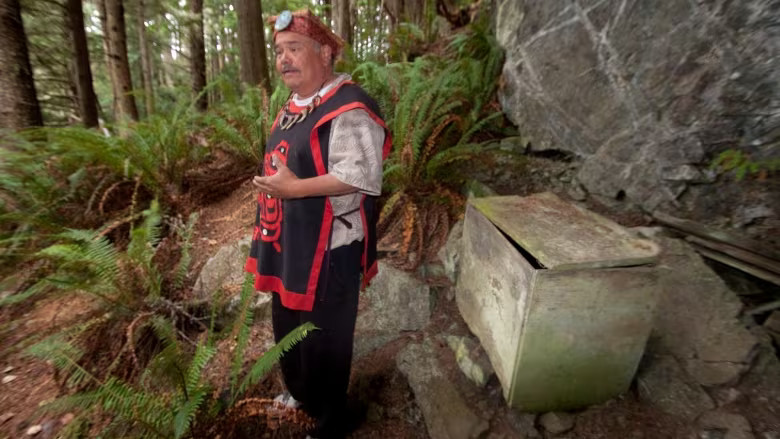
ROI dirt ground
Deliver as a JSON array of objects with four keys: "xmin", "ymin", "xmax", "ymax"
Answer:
[{"xmin": 2, "ymin": 158, "xmax": 778, "ymax": 438}]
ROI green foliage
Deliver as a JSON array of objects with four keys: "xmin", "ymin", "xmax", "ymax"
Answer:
[
  {"xmin": 0, "ymin": 201, "xmax": 163, "ymax": 308},
  {"xmin": 203, "ymin": 81, "xmax": 288, "ymax": 163},
  {"xmin": 172, "ymin": 212, "xmax": 199, "ymax": 290},
  {"xmin": 711, "ymin": 149, "xmax": 780, "ymax": 180},
  {"xmin": 237, "ymin": 321, "xmax": 316, "ymax": 399},
  {"xmin": 353, "ymin": 29, "xmax": 506, "ymax": 192},
  {"xmin": 352, "ymin": 21, "xmax": 511, "ymax": 269},
  {"xmin": 26, "ymin": 278, "xmax": 314, "ymax": 438}
]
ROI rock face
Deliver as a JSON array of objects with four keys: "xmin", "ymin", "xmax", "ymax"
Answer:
[
  {"xmin": 397, "ymin": 339, "xmax": 489, "ymax": 439},
  {"xmin": 495, "ymin": 0, "xmax": 780, "ymax": 225},
  {"xmin": 637, "ymin": 354, "xmax": 715, "ymax": 420},
  {"xmin": 650, "ymin": 238, "xmax": 758, "ymax": 386}
]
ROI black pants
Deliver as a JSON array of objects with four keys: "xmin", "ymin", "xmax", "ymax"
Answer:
[{"xmin": 272, "ymin": 240, "xmax": 362, "ymax": 439}]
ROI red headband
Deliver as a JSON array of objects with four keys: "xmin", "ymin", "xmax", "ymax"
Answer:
[{"xmin": 269, "ymin": 10, "xmax": 345, "ymax": 56}]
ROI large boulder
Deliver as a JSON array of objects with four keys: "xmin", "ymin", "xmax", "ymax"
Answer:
[
  {"xmin": 193, "ymin": 236, "xmax": 272, "ymax": 321},
  {"xmin": 397, "ymin": 338, "xmax": 489, "ymax": 439},
  {"xmin": 649, "ymin": 238, "xmax": 758, "ymax": 386},
  {"xmin": 495, "ymin": 0, "xmax": 780, "ymax": 230},
  {"xmin": 356, "ymin": 261, "xmax": 431, "ymax": 333},
  {"xmin": 637, "ymin": 354, "xmax": 715, "ymax": 420},
  {"xmin": 193, "ymin": 235, "xmax": 252, "ymax": 300},
  {"xmin": 354, "ymin": 261, "xmax": 432, "ymax": 357}
]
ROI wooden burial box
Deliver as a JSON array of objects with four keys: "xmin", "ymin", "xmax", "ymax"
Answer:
[{"xmin": 456, "ymin": 192, "xmax": 659, "ymax": 412}]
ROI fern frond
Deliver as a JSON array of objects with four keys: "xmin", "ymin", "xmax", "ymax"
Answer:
[
  {"xmin": 236, "ymin": 322, "xmax": 317, "ymax": 398},
  {"xmin": 230, "ymin": 275, "xmax": 256, "ymax": 402},
  {"xmin": 185, "ymin": 342, "xmax": 216, "ymax": 397},
  {"xmin": 173, "ymin": 388, "xmax": 207, "ymax": 438}
]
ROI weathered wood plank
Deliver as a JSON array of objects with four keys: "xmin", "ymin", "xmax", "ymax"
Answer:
[
  {"xmin": 456, "ymin": 204, "xmax": 534, "ymax": 396},
  {"xmin": 689, "ymin": 244, "xmax": 780, "ymax": 286},
  {"xmin": 471, "ymin": 193, "xmax": 659, "ymax": 270},
  {"xmin": 510, "ymin": 266, "xmax": 657, "ymax": 411},
  {"xmin": 654, "ymin": 211, "xmax": 780, "ymax": 262},
  {"xmin": 686, "ymin": 236, "xmax": 780, "ymax": 275}
]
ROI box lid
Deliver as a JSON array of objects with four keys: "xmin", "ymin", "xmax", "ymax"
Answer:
[{"xmin": 470, "ymin": 192, "xmax": 659, "ymax": 270}]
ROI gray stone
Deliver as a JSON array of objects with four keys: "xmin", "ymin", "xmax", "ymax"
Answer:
[
  {"xmin": 733, "ymin": 204, "xmax": 775, "ymax": 228},
  {"xmin": 226, "ymin": 292, "xmax": 272, "ymax": 321},
  {"xmin": 437, "ymin": 220, "xmax": 463, "ymax": 284},
  {"xmin": 507, "ymin": 411, "xmax": 542, "ymax": 438},
  {"xmin": 495, "ymin": 0, "xmax": 780, "ymax": 220},
  {"xmin": 637, "ymin": 355, "xmax": 715, "ymax": 420},
  {"xmin": 649, "ymin": 238, "xmax": 758, "ymax": 386},
  {"xmin": 356, "ymin": 261, "xmax": 431, "ymax": 334},
  {"xmin": 397, "ymin": 339, "xmax": 489, "ymax": 439},
  {"xmin": 712, "ymin": 388, "xmax": 742, "ymax": 407},
  {"xmin": 765, "ymin": 311, "xmax": 780, "ymax": 345},
  {"xmin": 353, "ymin": 332, "xmax": 401, "ymax": 359},
  {"xmin": 698, "ymin": 410, "xmax": 754, "ymax": 439},
  {"xmin": 539, "ymin": 412, "xmax": 575, "ymax": 435},
  {"xmin": 193, "ymin": 235, "xmax": 252, "ymax": 300},
  {"xmin": 444, "ymin": 335, "xmax": 495, "ymax": 388},
  {"xmin": 566, "ymin": 183, "xmax": 587, "ymax": 201}
]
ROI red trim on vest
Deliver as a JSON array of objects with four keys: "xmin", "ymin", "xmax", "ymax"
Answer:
[
  {"xmin": 288, "ymin": 80, "xmax": 356, "ymax": 113},
  {"xmin": 306, "ymin": 199, "xmax": 333, "ymax": 296},
  {"xmin": 310, "ymin": 101, "xmax": 391, "ymax": 175},
  {"xmin": 244, "ymin": 257, "xmax": 317, "ymax": 311}
]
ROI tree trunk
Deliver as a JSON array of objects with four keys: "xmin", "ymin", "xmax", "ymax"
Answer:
[
  {"xmin": 405, "ymin": 0, "xmax": 424, "ymax": 28},
  {"xmin": 236, "ymin": 0, "xmax": 270, "ymax": 93},
  {"xmin": 209, "ymin": 32, "xmax": 220, "ymax": 105},
  {"xmin": 136, "ymin": 0, "xmax": 154, "ymax": 115},
  {"xmin": 189, "ymin": 0, "xmax": 206, "ymax": 110},
  {"xmin": 98, "ymin": 0, "xmax": 118, "ymax": 116},
  {"xmin": 65, "ymin": 0, "xmax": 99, "ymax": 127},
  {"xmin": 0, "ymin": 0, "xmax": 44, "ymax": 130},
  {"xmin": 333, "ymin": 0, "xmax": 351, "ymax": 47},
  {"xmin": 104, "ymin": 0, "xmax": 139, "ymax": 121}
]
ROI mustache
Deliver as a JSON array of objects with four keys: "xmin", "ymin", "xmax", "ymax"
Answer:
[{"xmin": 280, "ymin": 64, "xmax": 299, "ymax": 73}]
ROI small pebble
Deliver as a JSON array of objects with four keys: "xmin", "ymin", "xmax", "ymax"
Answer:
[
  {"xmin": 26, "ymin": 425, "xmax": 42, "ymax": 436},
  {"xmin": 2, "ymin": 375, "xmax": 17, "ymax": 384},
  {"xmin": 2, "ymin": 366, "xmax": 14, "ymax": 374}
]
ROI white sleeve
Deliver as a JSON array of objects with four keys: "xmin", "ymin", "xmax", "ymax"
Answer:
[{"xmin": 327, "ymin": 109, "xmax": 385, "ymax": 196}]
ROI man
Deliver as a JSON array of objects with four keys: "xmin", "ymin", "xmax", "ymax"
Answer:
[{"xmin": 244, "ymin": 9, "xmax": 391, "ymax": 439}]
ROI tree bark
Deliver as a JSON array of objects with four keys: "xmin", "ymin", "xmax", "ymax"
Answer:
[
  {"xmin": 333, "ymin": 0, "xmax": 351, "ymax": 47},
  {"xmin": 97, "ymin": 0, "xmax": 119, "ymax": 116},
  {"xmin": 104, "ymin": 0, "xmax": 139, "ymax": 121},
  {"xmin": 189, "ymin": 0, "xmax": 206, "ymax": 110},
  {"xmin": 136, "ymin": 0, "xmax": 154, "ymax": 115},
  {"xmin": 235, "ymin": 0, "xmax": 270, "ymax": 93},
  {"xmin": 0, "ymin": 0, "xmax": 44, "ymax": 130},
  {"xmin": 65, "ymin": 0, "xmax": 99, "ymax": 127}
]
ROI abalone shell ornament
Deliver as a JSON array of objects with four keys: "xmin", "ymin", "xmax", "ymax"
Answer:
[{"xmin": 275, "ymin": 10, "xmax": 292, "ymax": 31}]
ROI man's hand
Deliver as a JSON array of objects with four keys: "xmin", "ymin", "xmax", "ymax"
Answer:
[{"xmin": 252, "ymin": 155, "xmax": 300, "ymax": 199}]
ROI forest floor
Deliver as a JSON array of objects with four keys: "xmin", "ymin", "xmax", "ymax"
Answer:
[{"xmin": 1, "ymin": 155, "xmax": 778, "ymax": 438}]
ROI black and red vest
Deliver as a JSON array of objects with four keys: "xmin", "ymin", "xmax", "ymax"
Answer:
[{"xmin": 244, "ymin": 81, "xmax": 391, "ymax": 311}]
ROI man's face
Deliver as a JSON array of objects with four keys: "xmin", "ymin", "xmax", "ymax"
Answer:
[{"xmin": 274, "ymin": 31, "xmax": 331, "ymax": 97}]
